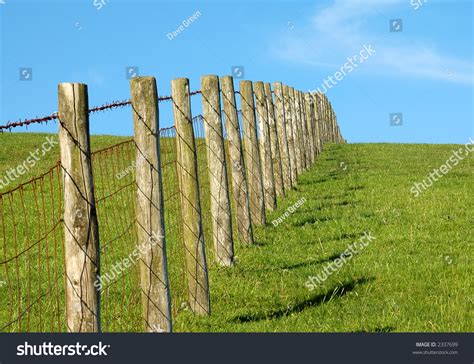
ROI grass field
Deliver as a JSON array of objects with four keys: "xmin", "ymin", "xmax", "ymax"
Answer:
[{"xmin": 1, "ymin": 132, "xmax": 472, "ymax": 332}]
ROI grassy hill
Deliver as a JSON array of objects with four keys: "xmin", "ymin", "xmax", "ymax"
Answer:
[{"xmin": 0, "ymin": 133, "xmax": 472, "ymax": 332}]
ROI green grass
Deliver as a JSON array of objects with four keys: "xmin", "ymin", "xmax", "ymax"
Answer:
[
  {"xmin": 175, "ymin": 143, "xmax": 473, "ymax": 332},
  {"xmin": 1, "ymin": 133, "xmax": 472, "ymax": 332}
]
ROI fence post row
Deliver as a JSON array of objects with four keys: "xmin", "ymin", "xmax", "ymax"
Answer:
[
  {"xmin": 240, "ymin": 80, "xmax": 266, "ymax": 226},
  {"xmin": 171, "ymin": 77, "xmax": 211, "ymax": 315},
  {"xmin": 130, "ymin": 76, "xmax": 172, "ymax": 333},
  {"xmin": 254, "ymin": 81, "xmax": 277, "ymax": 212},
  {"xmin": 264, "ymin": 83, "xmax": 285, "ymax": 198},
  {"xmin": 55, "ymin": 75, "xmax": 343, "ymax": 333},
  {"xmin": 58, "ymin": 83, "xmax": 100, "ymax": 333},
  {"xmin": 201, "ymin": 75, "xmax": 235, "ymax": 267}
]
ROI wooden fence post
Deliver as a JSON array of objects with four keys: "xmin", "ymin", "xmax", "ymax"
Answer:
[
  {"xmin": 321, "ymin": 93, "xmax": 328, "ymax": 145},
  {"xmin": 298, "ymin": 91, "xmax": 310, "ymax": 170},
  {"xmin": 304, "ymin": 93, "xmax": 316, "ymax": 166},
  {"xmin": 58, "ymin": 83, "xmax": 100, "ymax": 332},
  {"xmin": 201, "ymin": 75, "xmax": 235, "ymax": 266},
  {"xmin": 325, "ymin": 98, "xmax": 330, "ymax": 142},
  {"xmin": 272, "ymin": 82, "xmax": 292, "ymax": 191},
  {"xmin": 239, "ymin": 80, "xmax": 266, "ymax": 225},
  {"xmin": 171, "ymin": 78, "xmax": 210, "ymax": 315},
  {"xmin": 254, "ymin": 81, "xmax": 276, "ymax": 211},
  {"xmin": 283, "ymin": 85, "xmax": 297, "ymax": 186},
  {"xmin": 264, "ymin": 83, "xmax": 284, "ymax": 197},
  {"xmin": 311, "ymin": 93, "xmax": 322, "ymax": 155},
  {"xmin": 220, "ymin": 76, "xmax": 254, "ymax": 245},
  {"xmin": 130, "ymin": 76, "xmax": 172, "ymax": 332},
  {"xmin": 329, "ymin": 102, "xmax": 334, "ymax": 142},
  {"xmin": 291, "ymin": 87, "xmax": 303, "ymax": 176}
]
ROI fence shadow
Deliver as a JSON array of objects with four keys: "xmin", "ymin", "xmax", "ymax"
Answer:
[
  {"xmin": 231, "ymin": 277, "xmax": 374, "ymax": 323},
  {"xmin": 280, "ymin": 252, "xmax": 344, "ymax": 270},
  {"xmin": 353, "ymin": 326, "xmax": 396, "ymax": 333}
]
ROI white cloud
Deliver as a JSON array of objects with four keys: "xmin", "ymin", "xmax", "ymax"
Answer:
[{"xmin": 273, "ymin": 0, "xmax": 473, "ymax": 85}]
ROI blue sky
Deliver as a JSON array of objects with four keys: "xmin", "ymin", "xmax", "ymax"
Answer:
[{"xmin": 0, "ymin": 0, "xmax": 472, "ymax": 143}]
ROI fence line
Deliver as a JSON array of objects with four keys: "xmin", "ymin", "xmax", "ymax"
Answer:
[{"xmin": 0, "ymin": 74, "xmax": 343, "ymax": 332}]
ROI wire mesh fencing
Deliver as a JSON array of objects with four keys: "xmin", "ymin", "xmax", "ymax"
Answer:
[{"xmin": 0, "ymin": 163, "xmax": 65, "ymax": 332}]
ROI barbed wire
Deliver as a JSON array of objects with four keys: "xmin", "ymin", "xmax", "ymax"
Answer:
[{"xmin": 0, "ymin": 90, "xmax": 202, "ymax": 132}]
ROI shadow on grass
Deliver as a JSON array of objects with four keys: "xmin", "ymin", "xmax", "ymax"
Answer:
[
  {"xmin": 231, "ymin": 277, "xmax": 374, "ymax": 323},
  {"xmin": 280, "ymin": 252, "xmax": 343, "ymax": 270},
  {"xmin": 314, "ymin": 175, "xmax": 341, "ymax": 184},
  {"xmin": 249, "ymin": 240, "xmax": 270, "ymax": 247},
  {"xmin": 327, "ymin": 231, "xmax": 366, "ymax": 242},
  {"xmin": 292, "ymin": 199, "xmax": 359, "ymax": 211},
  {"xmin": 347, "ymin": 185, "xmax": 365, "ymax": 191},
  {"xmin": 354, "ymin": 326, "xmax": 396, "ymax": 333}
]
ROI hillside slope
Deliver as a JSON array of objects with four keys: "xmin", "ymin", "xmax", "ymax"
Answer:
[
  {"xmin": 176, "ymin": 143, "xmax": 473, "ymax": 332},
  {"xmin": 0, "ymin": 134, "xmax": 472, "ymax": 332}
]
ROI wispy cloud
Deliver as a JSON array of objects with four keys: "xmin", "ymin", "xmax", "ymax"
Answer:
[{"xmin": 272, "ymin": 0, "xmax": 473, "ymax": 85}]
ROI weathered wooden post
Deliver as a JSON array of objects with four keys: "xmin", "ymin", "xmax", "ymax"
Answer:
[
  {"xmin": 283, "ymin": 85, "xmax": 297, "ymax": 186},
  {"xmin": 272, "ymin": 82, "xmax": 292, "ymax": 191},
  {"xmin": 329, "ymin": 101, "xmax": 335, "ymax": 142},
  {"xmin": 298, "ymin": 91, "xmax": 309, "ymax": 170},
  {"xmin": 311, "ymin": 93, "xmax": 322, "ymax": 155},
  {"xmin": 220, "ymin": 76, "xmax": 254, "ymax": 245},
  {"xmin": 171, "ymin": 78, "xmax": 210, "ymax": 315},
  {"xmin": 304, "ymin": 93, "xmax": 316, "ymax": 166},
  {"xmin": 290, "ymin": 87, "xmax": 303, "ymax": 176},
  {"xmin": 309, "ymin": 93, "xmax": 318, "ymax": 161},
  {"xmin": 130, "ymin": 77, "xmax": 172, "ymax": 332},
  {"xmin": 328, "ymin": 98, "xmax": 333, "ymax": 142},
  {"xmin": 326, "ymin": 96, "xmax": 332, "ymax": 143},
  {"xmin": 321, "ymin": 93, "xmax": 328, "ymax": 145},
  {"xmin": 58, "ymin": 83, "xmax": 100, "ymax": 332},
  {"xmin": 201, "ymin": 75, "xmax": 235, "ymax": 266},
  {"xmin": 254, "ymin": 81, "xmax": 277, "ymax": 211},
  {"xmin": 318, "ymin": 92, "xmax": 325, "ymax": 150},
  {"xmin": 264, "ymin": 83, "xmax": 284, "ymax": 197},
  {"xmin": 239, "ymin": 80, "xmax": 266, "ymax": 225}
]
